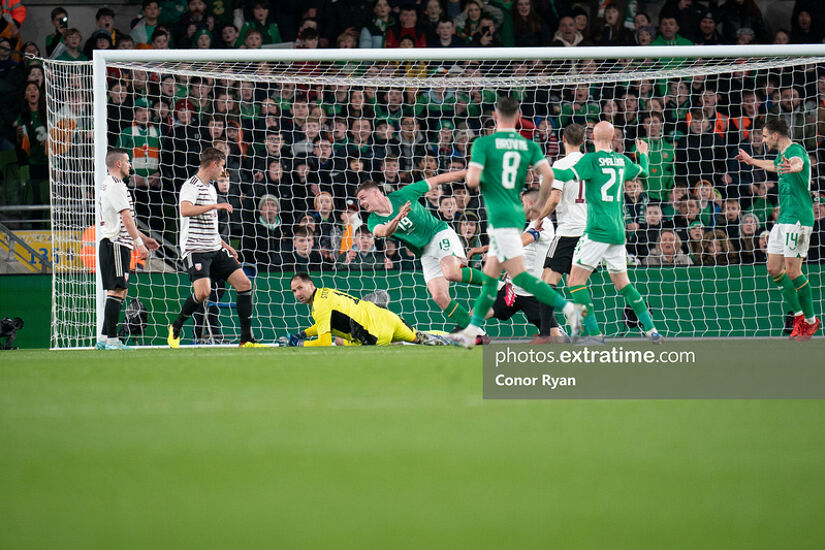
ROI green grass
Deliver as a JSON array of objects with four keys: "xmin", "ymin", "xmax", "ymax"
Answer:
[{"xmin": 2, "ymin": 344, "xmax": 825, "ymax": 548}]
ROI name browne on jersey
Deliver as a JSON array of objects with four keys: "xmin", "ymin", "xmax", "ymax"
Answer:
[{"xmin": 495, "ymin": 138, "xmax": 528, "ymax": 151}]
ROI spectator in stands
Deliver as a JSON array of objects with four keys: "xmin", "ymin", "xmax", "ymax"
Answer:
[
  {"xmin": 676, "ymin": 109, "xmax": 727, "ymax": 189},
  {"xmin": 719, "ymin": 0, "xmax": 768, "ymax": 44},
  {"xmin": 659, "ymin": 0, "xmax": 703, "ymax": 42},
  {"xmin": 117, "ymin": 98, "xmax": 164, "ymax": 226},
  {"xmin": 643, "ymin": 229, "xmax": 693, "ymax": 266},
  {"xmin": 470, "ymin": 14, "xmax": 501, "ymax": 47},
  {"xmin": 559, "ymin": 84, "xmax": 600, "ymax": 127},
  {"xmin": 738, "ymin": 212, "xmax": 764, "ymax": 264},
  {"xmin": 652, "ymin": 15, "xmax": 693, "ymax": 46},
  {"xmin": 242, "ymin": 28, "xmax": 263, "ymax": 49},
  {"xmin": 699, "ymin": 228, "xmax": 737, "ymax": 265},
  {"xmin": 360, "ymin": 0, "xmax": 395, "ymax": 48},
  {"xmin": 716, "ymin": 197, "xmax": 742, "ymax": 245},
  {"xmin": 635, "ymin": 24, "xmax": 655, "ymax": 46},
  {"xmin": 453, "ymin": 0, "xmax": 481, "ymax": 42},
  {"xmin": 375, "ymin": 154, "xmax": 403, "ymax": 193},
  {"xmin": 241, "ymin": 194, "xmax": 284, "ymax": 271},
  {"xmin": 383, "ymin": 238, "xmax": 417, "ymax": 270},
  {"xmin": 514, "ymin": 0, "xmax": 552, "ymax": 47},
  {"xmin": 596, "ymin": 3, "xmax": 634, "ymax": 46},
  {"xmin": 735, "ymin": 26, "xmax": 755, "ymax": 45},
  {"xmin": 624, "ymin": 178, "xmax": 649, "ymax": 232},
  {"xmin": 437, "ymin": 194, "xmax": 458, "ymax": 226},
  {"xmin": 311, "ymin": 191, "xmax": 341, "ymax": 252},
  {"xmin": 107, "ymin": 81, "xmax": 132, "ymax": 147},
  {"xmin": 636, "ymin": 111, "xmax": 675, "ymax": 203},
  {"xmin": 790, "ymin": 8, "xmax": 820, "ymax": 44},
  {"xmin": 239, "ymin": 1, "xmax": 282, "ymax": 46},
  {"xmin": 550, "ymin": 15, "xmax": 586, "ymax": 47},
  {"xmin": 728, "ymin": 124, "xmax": 769, "ymax": 198},
  {"xmin": 281, "ymin": 226, "xmax": 325, "ymax": 271},
  {"xmin": 694, "ymin": 179, "xmax": 722, "ymax": 227},
  {"xmin": 45, "ymin": 7, "xmax": 68, "ymax": 56},
  {"xmin": 673, "ymin": 198, "xmax": 702, "ymax": 243},
  {"xmin": 695, "ymin": 10, "xmax": 723, "ymax": 45},
  {"xmin": 686, "ymin": 221, "xmax": 706, "ymax": 263},
  {"xmin": 628, "ymin": 203, "xmax": 670, "ymax": 259},
  {"xmin": 12, "ymin": 81, "xmax": 46, "ymax": 206},
  {"xmin": 337, "ymin": 226, "xmax": 385, "ymax": 271},
  {"xmin": 150, "ymin": 26, "xmax": 171, "ymax": 49},
  {"xmin": 55, "ymin": 28, "xmax": 87, "ymax": 61},
  {"xmin": 385, "ymin": 4, "xmax": 427, "ymax": 48},
  {"xmin": 83, "ymin": 7, "xmax": 123, "ymax": 58},
  {"xmin": 432, "ymin": 17, "xmax": 464, "ymax": 48},
  {"xmin": 768, "ymin": 87, "xmax": 816, "ymax": 150},
  {"xmin": 132, "ymin": 1, "xmax": 160, "ymax": 47}
]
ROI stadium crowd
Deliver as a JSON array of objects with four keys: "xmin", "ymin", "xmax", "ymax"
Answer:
[{"xmin": 2, "ymin": 0, "xmax": 825, "ymax": 272}]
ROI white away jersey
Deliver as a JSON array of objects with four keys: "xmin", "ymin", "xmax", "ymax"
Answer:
[
  {"xmin": 99, "ymin": 175, "xmax": 135, "ymax": 249},
  {"xmin": 179, "ymin": 175, "xmax": 221, "ymax": 255},
  {"xmin": 551, "ymin": 152, "xmax": 587, "ymax": 237},
  {"xmin": 499, "ymin": 217, "xmax": 555, "ymax": 297}
]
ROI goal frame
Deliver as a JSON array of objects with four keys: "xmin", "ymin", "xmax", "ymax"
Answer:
[{"xmin": 83, "ymin": 44, "xmax": 825, "ymax": 345}]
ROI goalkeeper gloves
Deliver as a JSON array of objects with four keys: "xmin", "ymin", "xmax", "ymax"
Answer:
[{"xmin": 279, "ymin": 331, "xmax": 307, "ymax": 347}]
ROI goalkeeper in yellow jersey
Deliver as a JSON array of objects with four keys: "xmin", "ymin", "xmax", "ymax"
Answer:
[{"xmin": 283, "ymin": 273, "xmax": 451, "ymax": 347}]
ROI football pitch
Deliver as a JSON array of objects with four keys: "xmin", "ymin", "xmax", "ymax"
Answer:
[{"xmin": 2, "ymin": 342, "xmax": 824, "ymax": 548}]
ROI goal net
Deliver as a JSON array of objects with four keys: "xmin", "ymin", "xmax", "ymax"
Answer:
[{"xmin": 45, "ymin": 46, "xmax": 825, "ymax": 348}]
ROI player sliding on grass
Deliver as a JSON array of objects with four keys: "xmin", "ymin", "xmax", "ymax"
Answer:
[
  {"xmin": 449, "ymin": 96, "xmax": 584, "ymax": 348},
  {"xmin": 544, "ymin": 120, "xmax": 662, "ymax": 345},
  {"xmin": 283, "ymin": 273, "xmax": 450, "ymax": 347},
  {"xmin": 356, "ymin": 170, "xmax": 489, "ymax": 341},
  {"xmin": 735, "ymin": 118, "xmax": 819, "ymax": 340}
]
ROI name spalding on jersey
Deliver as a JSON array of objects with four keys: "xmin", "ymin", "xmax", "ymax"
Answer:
[
  {"xmin": 598, "ymin": 156, "xmax": 625, "ymax": 167},
  {"xmin": 495, "ymin": 138, "xmax": 528, "ymax": 151}
]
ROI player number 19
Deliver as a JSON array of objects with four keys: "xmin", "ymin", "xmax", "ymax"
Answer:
[{"xmin": 502, "ymin": 151, "xmax": 520, "ymax": 189}]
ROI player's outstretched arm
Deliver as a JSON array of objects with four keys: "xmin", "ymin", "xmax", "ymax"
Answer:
[
  {"xmin": 425, "ymin": 169, "xmax": 468, "ymax": 190},
  {"xmin": 735, "ymin": 148, "xmax": 777, "ymax": 172},
  {"xmin": 529, "ymin": 162, "xmax": 556, "ymax": 220},
  {"xmin": 776, "ymin": 155, "xmax": 803, "ymax": 174},
  {"xmin": 466, "ymin": 164, "xmax": 482, "ymax": 189},
  {"xmin": 180, "ymin": 200, "xmax": 233, "ymax": 218},
  {"xmin": 372, "ymin": 201, "xmax": 412, "ymax": 238}
]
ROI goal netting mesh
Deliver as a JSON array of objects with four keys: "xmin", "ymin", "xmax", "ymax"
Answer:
[{"xmin": 45, "ymin": 49, "xmax": 825, "ymax": 348}]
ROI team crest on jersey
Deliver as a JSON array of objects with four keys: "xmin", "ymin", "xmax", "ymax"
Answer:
[{"xmin": 195, "ymin": 263, "xmax": 202, "ymax": 271}]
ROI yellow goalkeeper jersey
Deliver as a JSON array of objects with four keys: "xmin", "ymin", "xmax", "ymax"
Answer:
[{"xmin": 305, "ymin": 287, "xmax": 415, "ymax": 346}]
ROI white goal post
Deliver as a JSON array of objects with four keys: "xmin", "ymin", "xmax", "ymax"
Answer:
[{"xmin": 45, "ymin": 45, "xmax": 825, "ymax": 348}]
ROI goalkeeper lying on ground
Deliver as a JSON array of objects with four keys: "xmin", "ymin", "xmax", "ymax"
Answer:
[{"xmin": 283, "ymin": 273, "xmax": 450, "ymax": 347}]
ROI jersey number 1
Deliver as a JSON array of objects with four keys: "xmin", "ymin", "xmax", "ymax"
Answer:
[
  {"xmin": 502, "ymin": 151, "xmax": 520, "ymax": 189},
  {"xmin": 600, "ymin": 168, "xmax": 625, "ymax": 202}
]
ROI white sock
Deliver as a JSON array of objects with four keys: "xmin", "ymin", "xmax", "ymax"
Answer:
[
  {"xmin": 562, "ymin": 302, "xmax": 575, "ymax": 316},
  {"xmin": 794, "ymin": 311, "xmax": 803, "ymax": 317},
  {"xmin": 805, "ymin": 317, "xmax": 817, "ymax": 325}
]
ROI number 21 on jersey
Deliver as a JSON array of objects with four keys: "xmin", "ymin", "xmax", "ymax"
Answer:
[{"xmin": 600, "ymin": 167, "xmax": 625, "ymax": 202}]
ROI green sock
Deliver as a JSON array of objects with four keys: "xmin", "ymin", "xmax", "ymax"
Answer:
[
  {"xmin": 470, "ymin": 274, "xmax": 498, "ymax": 327},
  {"xmin": 460, "ymin": 267, "xmax": 486, "ymax": 285},
  {"xmin": 792, "ymin": 275, "xmax": 815, "ymax": 319},
  {"xmin": 619, "ymin": 284, "xmax": 655, "ymax": 331},
  {"xmin": 444, "ymin": 299, "xmax": 471, "ymax": 328},
  {"xmin": 569, "ymin": 284, "xmax": 600, "ymax": 335},
  {"xmin": 773, "ymin": 272, "xmax": 802, "ymax": 315},
  {"xmin": 511, "ymin": 272, "xmax": 569, "ymax": 311}
]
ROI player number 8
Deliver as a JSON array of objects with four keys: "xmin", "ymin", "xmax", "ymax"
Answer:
[{"xmin": 502, "ymin": 151, "xmax": 520, "ymax": 189}]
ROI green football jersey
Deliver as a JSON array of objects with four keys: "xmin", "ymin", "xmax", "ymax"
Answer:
[
  {"xmin": 366, "ymin": 180, "xmax": 448, "ymax": 256},
  {"xmin": 554, "ymin": 151, "xmax": 647, "ymax": 244},
  {"xmin": 775, "ymin": 143, "xmax": 814, "ymax": 227},
  {"xmin": 469, "ymin": 130, "xmax": 548, "ymax": 229}
]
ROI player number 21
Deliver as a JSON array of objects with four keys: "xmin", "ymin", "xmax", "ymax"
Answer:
[
  {"xmin": 501, "ymin": 151, "xmax": 520, "ymax": 189},
  {"xmin": 599, "ymin": 168, "xmax": 625, "ymax": 202}
]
